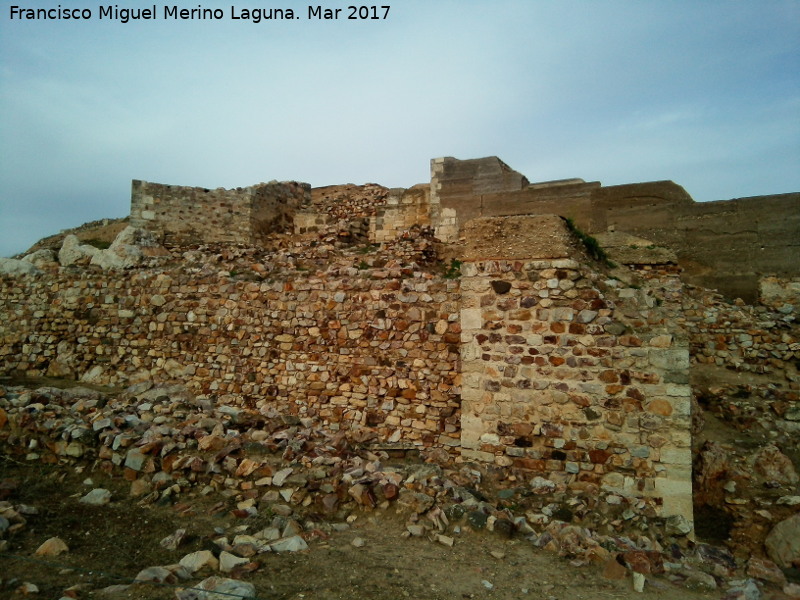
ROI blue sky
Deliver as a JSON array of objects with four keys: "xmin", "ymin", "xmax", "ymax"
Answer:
[{"xmin": 1, "ymin": 0, "xmax": 798, "ymax": 257}]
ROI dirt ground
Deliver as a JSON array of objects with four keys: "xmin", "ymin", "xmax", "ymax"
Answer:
[{"xmin": 0, "ymin": 458, "xmax": 714, "ymax": 600}]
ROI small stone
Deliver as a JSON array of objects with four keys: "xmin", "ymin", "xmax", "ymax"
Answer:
[
  {"xmin": 130, "ymin": 479, "xmax": 152, "ymax": 498},
  {"xmin": 270, "ymin": 535, "xmax": 308, "ymax": 552},
  {"xmin": 481, "ymin": 580, "xmax": 494, "ymax": 590},
  {"xmin": 34, "ymin": 537, "xmax": 69, "ymax": 556},
  {"xmin": 436, "ymin": 534, "xmax": 454, "ymax": 547},
  {"xmin": 724, "ymin": 578, "xmax": 762, "ymax": 600},
  {"xmin": 219, "ymin": 551, "xmax": 250, "ymax": 573},
  {"xmin": 160, "ymin": 529, "xmax": 187, "ymax": 551},
  {"xmin": 79, "ymin": 488, "xmax": 112, "ymax": 505},
  {"xmin": 134, "ymin": 566, "xmax": 175, "ymax": 584},
  {"xmin": 684, "ymin": 571, "xmax": 717, "ymax": 592},
  {"xmin": 351, "ymin": 537, "xmax": 366, "ymax": 548},
  {"xmin": 665, "ymin": 514, "xmax": 692, "ymax": 536},
  {"xmin": 765, "ymin": 513, "xmax": 800, "ymax": 569},
  {"xmin": 175, "ymin": 576, "xmax": 256, "ymax": 600},
  {"xmin": 179, "ymin": 550, "xmax": 219, "ymax": 574},
  {"xmin": 746, "ymin": 557, "xmax": 786, "ymax": 585},
  {"xmin": 16, "ymin": 582, "xmax": 39, "ymax": 595},
  {"xmin": 632, "ymin": 571, "xmax": 645, "ymax": 593},
  {"xmin": 272, "ymin": 467, "xmax": 293, "ymax": 487}
]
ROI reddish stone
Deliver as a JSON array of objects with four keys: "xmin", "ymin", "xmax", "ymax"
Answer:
[
  {"xmin": 647, "ymin": 399, "xmax": 673, "ymax": 416},
  {"xmin": 602, "ymin": 557, "xmax": 627, "ymax": 580},
  {"xmin": 598, "ymin": 370, "xmax": 619, "ymax": 383},
  {"xmin": 589, "ymin": 449, "xmax": 611, "ymax": 464},
  {"xmin": 513, "ymin": 458, "xmax": 546, "ymax": 471},
  {"xmin": 622, "ymin": 550, "xmax": 651, "ymax": 574}
]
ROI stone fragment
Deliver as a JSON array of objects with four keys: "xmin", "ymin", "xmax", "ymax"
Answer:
[
  {"xmin": 179, "ymin": 550, "xmax": 219, "ymax": 573},
  {"xmin": 272, "ymin": 467, "xmax": 293, "ymax": 487},
  {"xmin": 175, "ymin": 576, "xmax": 256, "ymax": 600},
  {"xmin": 134, "ymin": 566, "xmax": 176, "ymax": 584},
  {"xmin": 34, "ymin": 536, "xmax": 69, "ymax": 556},
  {"xmin": 436, "ymin": 534, "xmax": 454, "ymax": 547},
  {"xmin": 746, "ymin": 557, "xmax": 786, "ymax": 585},
  {"xmin": 79, "ymin": 488, "xmax": 112, "ymax": 505},
  {"xmin": 765, "ymin": 513, "xmax": 800, "ymax": 569},
  {"xmin": 270, "ymin": 535, "xmax": 308, "ymax": 552},
  {"xmin": 58, "ymin": 234, "xmax": 99, "ymax": 266},
  {"xmin": 665, "ymin": 514, "xmax": 692, "ymax": 537},
  {"xmin": 601, "ymin": 557, "xmax": 627, "ymax": 580},
  {"xmin": 723, "ymin": 579, "xmax": 761, "ymax": 600},
  {"xmin": 750, "ymin": 444, "xmax": 799, "ymax": 485},
  {"xmin": 219, "ymin": 551, "xmax": 250, "ymax": 573},
  {"xmin": 351, "ymin": 537, "xmax": 366, "ymax": 548},
  {"xmin": 632, "ymin": 571, "xmax": 645, "ymax": 592},
  {"xmin": 684, "ymin": 571, "xmax": 717, "ymax": 592},
  {"xmin": 160, "ymin": 529, "xmax": 187, "ymax": 551}
]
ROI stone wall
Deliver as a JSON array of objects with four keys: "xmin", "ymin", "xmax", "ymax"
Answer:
[
  {"xmin": 459, "ymin": 215, "xmax": 693, "ymax": 522},
  {"xmin": 683, "ymin": 284, "xmax": 799, "ymax": 378},
  {"xmin": 130, "ymin": 180, "xmax": 310, "ymax": 246},
  {"xmin": 0, "ymin": 268, "xmax": 461, "ymax": 451},
  {"xmin": 429, "ymin": 157, "xmax": 800, "ymax": 302},
  {"xmin": 371, "ymin": 185, "xmax": 432, "ymax": 244}
]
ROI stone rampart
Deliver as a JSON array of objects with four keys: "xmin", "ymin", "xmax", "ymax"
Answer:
[
  {"xmin": 130, "ymin": 179, "xmax": 310, "ymax": 246},
  {"xmin": 430, "ymin": 157, "xmax": 800, "ymax": 302}
]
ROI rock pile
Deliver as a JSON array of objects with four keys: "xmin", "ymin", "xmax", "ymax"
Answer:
[{"xmin": 2, "ymin": 381, "xmax": 799, "ymax": 598}]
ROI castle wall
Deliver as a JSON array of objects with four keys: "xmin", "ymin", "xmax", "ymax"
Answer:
[
  {"xmin": 458, "ymin": 215, "xmax": 693, "ymax": 522},
  {"xmin": 430, "ymin": 157, "xmax": 800, "ymax": 302},
  {"xmin": 371, "ymin": 185, "xmax": 431, "ymax": 243},
  {"xmin": 130, "ymin": 180, "xmax": 310, "ymax": 246},
  {"xmin": 0, "ymin": 269, "xmax": 461, "ymax": 451}
]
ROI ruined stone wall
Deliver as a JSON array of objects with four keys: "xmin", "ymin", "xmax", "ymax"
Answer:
[
  {"xmin": 459, "ymin": 216, "xmax": 693, "ymax": 522},
  {"xmin": 0, "ymin": 269, "xmax": 461, "ymax": 450},
  {"xmin": 430, "ymin": 157, "xmax": 800, "ymax": 302},
  {"xmin": 371, "ymin": 186, "xmax": 431, "ymax": 244},
  {"xmin": 130, "ymin": 180, "xmax": 310, "ymax": 246},
  {"xmin": 683, "ymin": 285, "xmax": 799, "ymax": 377}
]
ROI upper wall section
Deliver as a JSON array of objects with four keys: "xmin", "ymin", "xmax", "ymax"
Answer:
[
  {"xmin": 430, "ymin": 157, "xmax": 800, "ymax": 302},
  {"xmin": 130, "ymin": 180, "xmax": 311, "ymax": 246}
]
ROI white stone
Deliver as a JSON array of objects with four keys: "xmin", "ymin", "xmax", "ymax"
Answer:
[
  {"xmin": 79, "ymin": 488, "xmax": 112, "ymax": 505},
  {"xmin": 219, "ymin": 551, "xmax": 250, "ymax": 573},
  {"xmin": 0, "ymin": 257, "xmax": 41, "ymax": 276}
]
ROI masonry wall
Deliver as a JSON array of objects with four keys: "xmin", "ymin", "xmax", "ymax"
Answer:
[
  {"xmin": 459, "ymin": 216, "xmax": 693, "ymax": 522},
  {"xmin": 431, "ymin": 157, "xmax": 800, "ymax": 302},
  {"xmin": 371, "ymin": 186, "xmax": 432, "ymax": 243},
  {"xmin": 0, "ymin": 269, "xmax": 461, "ymax": 450},
  {"xmin": 683, "ymin": 284, "xmax": 800, "ymax": 377},
  {"xmin": 130, "ymin": 180, "xmax": 310, "ymax": 246}
]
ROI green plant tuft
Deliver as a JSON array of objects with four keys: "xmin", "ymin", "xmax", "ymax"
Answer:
[
  {"xmin": 443, "ymin": 258, "xmax": 462, "ymax": 279},
  {"xmin": 564, "ymin": 218, "xmax": 612, "ymax": 266}
]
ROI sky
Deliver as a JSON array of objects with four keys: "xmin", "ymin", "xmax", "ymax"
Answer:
[{"xmin": 1, "ymin": 0, "xmax": 798, "ymax": 257}]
